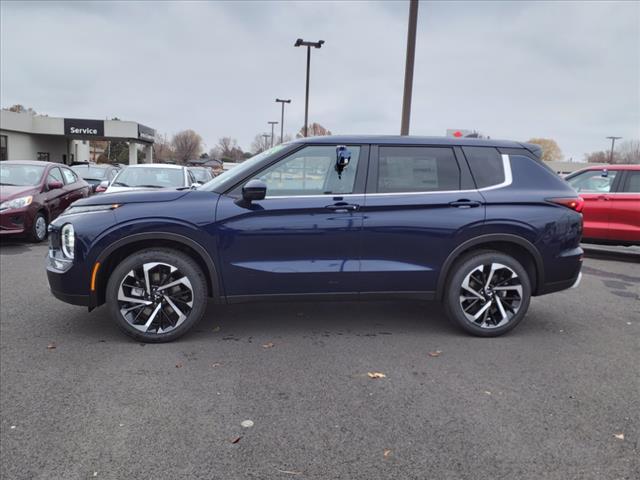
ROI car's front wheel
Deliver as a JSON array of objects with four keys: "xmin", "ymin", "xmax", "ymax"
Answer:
[
  {"xmin": 29, "ymin": 212, "xmax": 48, "ymax": 242},
  {"xmin": 443, "ymin": 250, "xmax": 532, "ymax": 337},
  {"xmin": 106, "ymin": 248, "xmax": 208, "ymax": 342}
]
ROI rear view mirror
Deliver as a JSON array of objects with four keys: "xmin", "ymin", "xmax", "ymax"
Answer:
[{"xmin": 336, "ymin": 145, "xmax": 352, "ymax": 179}]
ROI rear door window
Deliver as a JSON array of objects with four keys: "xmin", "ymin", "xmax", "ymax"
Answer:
[
  {"xmin": 462, "ymin": 147, "xmax": 504, "ymax": 189},
  {"xmin": 621, "ymin": 171, "xmax": 640, "ymax": 193},
  {"xmin": 376, "ymin": 146, "xmax": 460, "ymax": 193}
]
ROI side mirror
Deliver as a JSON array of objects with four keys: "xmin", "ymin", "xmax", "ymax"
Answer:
[
  {"xmin": 48, "ymin": 180, "xmax": 63, "ymax": 190},
  {"xmin": 242, "ymin": 179, "xmax": 267, "ymax": 202},
  {"xmin": 95, "ymin": 180, "xmax": 109, "ymax": 193},
  {"xmin": 191, "ymin": 182, "xmax": 203, "ymax": 188},
  {"xmin": 335, "ymin": 145, "xmax": 352, "ymax": 178}
]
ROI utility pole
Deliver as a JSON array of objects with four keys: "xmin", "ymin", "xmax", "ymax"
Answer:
[
  {"xmin": 268, "ymin": 121, "xmax": 279, "ymax": 148},
  {"xmin": 401, "ymin": 0, "xmax": 419, "ymax": 136},
  {"xmin": 275, "ymin": 98, "xmax": 291, "ymax": 144},
  {"xmin": 294, "ymin": 38, "xmax": 324, "ymax": 137},
  {"xmin": 606, "ymin": 136, "xmax": 622, "ymax": 164}
]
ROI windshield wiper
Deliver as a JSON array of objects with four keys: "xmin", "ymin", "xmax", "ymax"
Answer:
[
  {"xmin": 112, "ymin": 181, "xmax": 130, "ymax": 187},
  {"xmin": 134, "ymin": 184, "xmax": 163, "ymax": 188},
  {"xmin": 0, "ymin": 182, "xmax": 18, "ymax": 186}
]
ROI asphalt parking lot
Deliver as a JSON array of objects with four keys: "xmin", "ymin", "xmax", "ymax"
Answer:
[{"xmin": 0, "ymin": 242, "xmax": 638, "ymax": 480}]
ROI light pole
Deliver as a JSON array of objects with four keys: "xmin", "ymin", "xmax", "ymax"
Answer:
[
  {"xmin": 262, "ymin": 134, "xmax": 270, "ymax": 152},
  {"xmin": 275, "ymin": 98, "xmax": 291, "ymax": 143},
  {"xmin": 294, "ymin": 38, "xmax": 324, "ymax": 137},
  {"xmin": 268, "ymin": 121, "xmax": 279, "ymax": 148},
  {"xmin": 401, "ymin": 0, "xmax": 419, "ymax": 136},
  {"xmin": 606, "ymin": 136, "xmax": 622, "ymax": 164}
]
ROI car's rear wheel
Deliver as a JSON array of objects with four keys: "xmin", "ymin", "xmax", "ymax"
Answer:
[
  {"xmin": 106, "ymin": 248, "xmax": 208, "ymax": 343},
  {"xmin": 29, "ymin": 212, "xmax": 47, "ymax": 242},
  {"xmin": 443, "ymin": 250, "xmax": 531, "ymax": 337}
]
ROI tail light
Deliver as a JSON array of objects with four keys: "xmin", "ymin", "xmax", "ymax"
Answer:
[{"xmin": 547, "ymin": 197, "xmax": 584, "ymax": 213}]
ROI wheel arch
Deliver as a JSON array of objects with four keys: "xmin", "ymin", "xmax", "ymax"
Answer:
[
  {"xmin": 91, "ymin": 232, "xmax": 220, "ymax": 308},
  {"xmin": 436, "ymin": 234, "xmax": 544, "ymax": 300}
]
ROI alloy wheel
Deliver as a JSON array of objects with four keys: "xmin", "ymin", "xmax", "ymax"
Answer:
[
  {"xmin": 459, "ymin": 262, "xmax": 523, "ymax": 329},
  {"xmin": 117, "ymin": 262, "xmax": 194, "ymax": 334},
  {"xmin": 35, "ymin": 216, "xmax": 47, "ymax": 240}
]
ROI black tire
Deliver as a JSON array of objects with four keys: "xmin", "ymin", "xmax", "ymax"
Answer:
[
  {"xmin": 443, "ymin": 250, "xmax": 532, "ymax": 337},
  {"xmin": 106, "ymin": 248, "xmax": 208, "ymax": 343},
  {"xmin": 29, "ymin": 212, "xmax": 47, "ymax": 243}
]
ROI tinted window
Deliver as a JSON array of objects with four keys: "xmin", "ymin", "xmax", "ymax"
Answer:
[
  {"xmin": 377, "ymin": 146, "xmax": 459, "ymax": 193},
  {"xmin": 622, "ymin": 171, "xmax": 640, "ymax": 193},
  {"xmin": 462, "ymin": 147, "xmax": 505, "ymax": 188},
  {"xmin": 72, "ymin": 166, "xmax": 107, "ymax": 180},
  {"xmin": 255, "ymin": 145, "xmax": 360, "ymax": 196},
  {"xmin": 61, "ymin": 168, "xmax": 77, "ymax": 184},
  {"xmin": 566, "ymin": 170, "xmax": 617, "ymax": 193},
  {"xmin": 0, "ymin": 164, "xmax": 46, "ymax": 186},
  {"xmin": 48, "ymin": 167, "xmax": 63, "ymax": 183}
]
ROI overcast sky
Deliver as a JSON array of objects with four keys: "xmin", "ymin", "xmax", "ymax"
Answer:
[{"xmin": 1, "ymin": 0, "xmax": 638, "ymax": 160}]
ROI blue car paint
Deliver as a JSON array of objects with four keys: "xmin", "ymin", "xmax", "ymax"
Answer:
[{"xmin": 46, "ymin": 136, "xmax": 583, "ymax": 309}]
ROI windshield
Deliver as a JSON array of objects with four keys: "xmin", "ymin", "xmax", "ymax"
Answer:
[
  {"xmin": 72, "ymin": 165, "xmax": 108, "ymax": 180},
  {"xmin": 112, "ymin": 167, "xmax": 185, "ymax": 188},
  {"xmin": 199, "ymin": 144, "xmax": 286, "ymax": 191},
  {"xmin": 0, "ymin": 164, "xmax": 46, "ymax": 186}
]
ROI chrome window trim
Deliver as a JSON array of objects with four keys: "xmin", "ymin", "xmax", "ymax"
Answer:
[{"xmin": 262, "ymin": 154, "xmax": 512, "ymax": 199}]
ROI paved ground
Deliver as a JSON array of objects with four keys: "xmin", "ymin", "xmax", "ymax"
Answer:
[{"xmin": 0, "ymin": 242, "xmax": 638, "ymax": 480}]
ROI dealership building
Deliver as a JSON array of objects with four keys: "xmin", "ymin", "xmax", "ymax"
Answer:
[{"xmin": 0, "ymin": 110, "xmax": 155, "ymax": 164}]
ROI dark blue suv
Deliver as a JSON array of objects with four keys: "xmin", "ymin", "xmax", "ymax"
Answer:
[{"xmin": 46, "ymin": 136, "xmax": 583, "ymax": 342}]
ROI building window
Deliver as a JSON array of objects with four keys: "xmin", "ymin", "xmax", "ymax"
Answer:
[
  {"xmin": 37, "ymin": 152, "xmax": 50, "ymax": 161},
  {"xmin": 0, "ymin": 135, "xmax": 7, "ymax": 161}
]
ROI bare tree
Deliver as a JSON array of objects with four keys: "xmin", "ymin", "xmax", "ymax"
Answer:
[
  {"xmin": 5, "ymin": 104, "xmax": 37, "ymax": 114},
  {"xmin": 171, "ymin": 129, "xmax": 202, "ymax": 164},
  {"xmin": 251, "ymin": 134, "xmax": 271, "ymax": 154},
  {"xmin": 153, "ymin": 134, "xmax": 175, "ymax": 164},
  {"xmin": 215, "ymin": 137, "xmax": 244, "ymax": 161},
  {"xmin": 583, "ymin": 150, "xmax": 613, "ymax": 164},
  {"xmin": 526, "ymin": 138, "xmax": 563, "ymax": 162},
  {"xmin": 616, "ymin": 140, "xmax": 640, "ymax": 164},
  {"xmin": 296, "ymin": 123, "xmax": 332, "ymax": 138}
]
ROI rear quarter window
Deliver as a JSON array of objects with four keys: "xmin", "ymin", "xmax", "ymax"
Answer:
[{"xmin": 462, "ymin": 146, "xmax": 504, "ymax": 188}]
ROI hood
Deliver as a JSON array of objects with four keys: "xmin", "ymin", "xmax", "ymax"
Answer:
[
  {"xmin": 0, "ymin": 185, "xmax": 40, "ymax": 203},
  {"xmin": 73, "ymin": 188, "xmax": 190, "ymax": 207}
]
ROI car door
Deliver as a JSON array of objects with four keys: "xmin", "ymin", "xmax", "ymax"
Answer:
[
  {"xmin": 607, "ymin": 170, "xmax": 640, "ymax": 243},
  {"xmin": 60, "ymin": 167, "xmax": 85, "ymax": 206},
  {"xmin": 359, "ymin": 144, "xmax": 485, "ymax": 294},
  {"xmin": 214, "ymin": 144, "xmax": 368, "ymax": 297},
  {"xmin": 566, "ymin": 169, "xmax": 619, "ymax": 241},
  {"xmin": 42, "ymin": 167, "xmax": 67, "ymax": 219}
]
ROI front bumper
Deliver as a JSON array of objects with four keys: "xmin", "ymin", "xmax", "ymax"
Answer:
[{"xmin": 0, "ymin": 206, "xmax": 31, "ymax": 236}]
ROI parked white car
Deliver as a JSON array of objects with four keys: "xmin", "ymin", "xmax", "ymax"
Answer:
[{"xmin": 104, "ymin": 164, "xmax": 198, "ymax": 193}]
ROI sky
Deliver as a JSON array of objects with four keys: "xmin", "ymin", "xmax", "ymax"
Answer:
[{"xmin": 1, "ymin": 0, "xmax": 638, "ymax": 161}]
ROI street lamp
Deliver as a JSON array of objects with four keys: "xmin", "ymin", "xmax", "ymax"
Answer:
[
  {"xmin": 275, "ymin": 98, "xmax": 291, "ymax": 144},
  {"xmin": 401, "ymin": 0, "xmax": 419, "ymax": 136},
  {"xmin": 294, "ymin": 38, "xmax": 324, "ymax": 137},
  {"xmin": 262, "ymin": 134, "xmax": 270, "ymax": 151},
  {"xmin": 606, "ymin": 136, "xmax": 622, "ymax": 164},
  {"xmin": 268, "ymin": 121, "xmax": 279, "ymax": 148}
]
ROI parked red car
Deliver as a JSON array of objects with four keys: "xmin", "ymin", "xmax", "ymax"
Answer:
[
  {"xmin": 0, "ymin": 160, "xmax": 91, "ymax": 242},
  {"xmin": 565, "ymin": 165, "xmax": 640, "ymax": 245}
]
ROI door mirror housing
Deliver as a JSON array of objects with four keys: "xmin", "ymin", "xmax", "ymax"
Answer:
[
  {"xmin": 335, "ymin": 145, "xmax": 352, "ymax": 178},
  {"xmin": 237, "ymin": 179, "xmax": 267, "ymax": 207},
  {"xmin": 48, "ymin": 180, "xmax": 63, "ymax": 190}
]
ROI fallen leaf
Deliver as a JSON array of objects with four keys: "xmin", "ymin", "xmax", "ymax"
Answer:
[
  {"xmin": 10, "ymin": 425, "xmax": 16, "ymax": 429},
  {"xmin": 241, "ymin": 420, "xmax": 254, "ymax": 428},
  {"xmin": 211, "ymin": 362, "xmax": 222, "ymax": 368},
  {"xmin": 276, "ymin": 468, "xmax": 302, "ymax": 475},
  {"xmin": 175, "ymin": 363, "xmax": 183, "ymax": 369},
  {"xmin": 383, "ymin": 449, "xmax": 392, "ymax": 458},
  {"xmin": 262, "ymin": 342, "xmax": 275, "ymax": 349},
  {"xmin": 212, "ymin": 326, "xmax": 221, "ymax": 332},
  {"xmin": 428, "ymin": 350, "xmax": 442, "ymax": 357},
  {"xmin": 614, "ymin": 433, "xmax": 624, "ymax": 440},
  {"xmin": 93, "ymin": 473, "xmax": 98, "ymax": 477},
  {"xmin": 230, "ymin": 436, "xmax": 242, "ymax": 444},
  {"xmin": 367, "ymin": 372, "xmax": 386, "ymax": 379},
  {"xmin": 47, "ymin": 343, "xmax": 56, "ymax": 350},
  {"xmin": 484, "ymin": 391, "xmax": 492, "ymax": 395}
]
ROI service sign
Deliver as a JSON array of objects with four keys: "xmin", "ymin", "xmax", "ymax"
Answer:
[
  {"xmin": 138, "ymin": 124, "xmax": 156, "ymax": 142},
  {"xmin": 64, "ymin": 118, "xmax": 104, "ymax": 137}
]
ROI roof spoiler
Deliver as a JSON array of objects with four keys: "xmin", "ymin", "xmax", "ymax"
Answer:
[{"xmin": 520, "ymin": 142, "xmax": 543, "ymax": 159}]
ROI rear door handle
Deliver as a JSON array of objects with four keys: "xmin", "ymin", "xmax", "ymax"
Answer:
[
  {"xmin": 325, "ymin": 203, "xmax": 359, "ymax": 212},
  {"xmin": 449, "ymin": 199, "xmax": 481, "ymax": 209}
]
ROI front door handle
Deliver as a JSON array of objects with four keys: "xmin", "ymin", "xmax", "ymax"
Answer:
[
  {"xmin": 449, "ymin": 199, "xmax": 481, "ymax": 209},
  {"xmin": 325, "ymin": 203, "xmax": 359, "ymax": 212}
]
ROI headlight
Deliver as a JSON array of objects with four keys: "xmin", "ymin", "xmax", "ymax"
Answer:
[
  {"xmin": 61, "ymin": 224, "xmax": 75, "ymax": 259},
  {"xmin": 0, "ymin": 195, "xmax": 33, "ymax": 211}
]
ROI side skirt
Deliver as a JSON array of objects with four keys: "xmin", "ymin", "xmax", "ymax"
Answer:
[{"xmin": 224, "ymin": 291, "xmax": 435, "ymax": 304}]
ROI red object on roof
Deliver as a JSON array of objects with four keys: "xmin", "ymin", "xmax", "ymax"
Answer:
[{"xmin": 453, "ymin": 131, "xmax": 463, "ymax": 137}]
